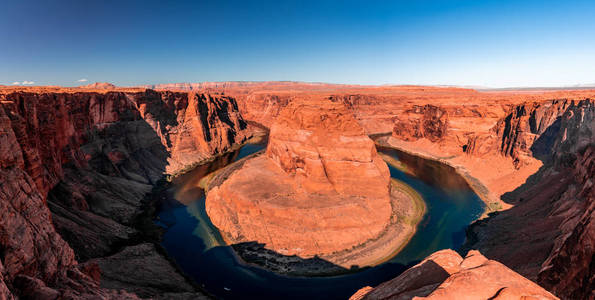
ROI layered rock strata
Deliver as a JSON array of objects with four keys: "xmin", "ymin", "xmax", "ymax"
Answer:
[
  {"xmin": 206, "ymin": 99, "xmax": 394, "ymax": 264},
  {"xmin": 350, "ymin": 249, "xmax": 558, "ymax": 300},
  {"xmin": 0, "ymin": 89, "xmax": 249, "ymax": 298}
]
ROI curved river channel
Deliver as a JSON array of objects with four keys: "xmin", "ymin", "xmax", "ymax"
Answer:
[{"xmin": 155, "ymin": 140, "xmax": 484, "ymax": 299}]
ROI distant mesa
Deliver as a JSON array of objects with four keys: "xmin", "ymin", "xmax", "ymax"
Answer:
[{"xmin": 79, "ymin": 82, "xmax": 117, "ymax": 89}]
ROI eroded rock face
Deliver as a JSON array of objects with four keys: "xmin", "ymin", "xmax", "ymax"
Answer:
[
  {"xmin": 0, "ymin": 105, "xmax": 76, "ymax": 283},
  {"xmin": 464, "ymin": 99, "xmax": 594, "ymax": 299},
  {"xmin": 206, "ymin": 99, "xmax": 392, "ymax": 259},
  {"xmin": 266, "ymin": 99, "xmax": 391, "ymax": 197},
  {"xmin": 0, "ymin": 258, "xmax": 13, "ymax": 299},
  {"xmin": 351, "ymin": 249, "xmax": 558, "ymax": 300},
  {"xmin": 494, "ymin": 99, "xmax": 571, "ymax": 165},
  {"xmin": 538, "ymin": 146, "xmax": 595, "ymax": 300},
  {"xmin": 392, "ymin": 105, "xmax": 449, "ymax": 142},
  {"xmin": 0, "ymin": 89, "xmax": 249, "ymax": 298},
  {"xmin": 1, "ymin": 90, "xmax": 248, "ymax": 195}
]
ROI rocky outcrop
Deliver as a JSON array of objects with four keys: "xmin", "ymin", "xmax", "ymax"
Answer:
[
  {"xmin": 1, "ymin": 90, "xmax": 248, "ymax": 195},
  {"xmin": 206, "ymin": 99, "xmax": 392, "ymax": 263},
  {"xmin": 351, "ymin": 249, "xmax": 558, "ymax": 300},
  {"xmin": 0, "ymin": 89, "xmax": 249, "ymax": 298},
  {"xmin": 392, "ymin": 105, "xmax": 449, "ymax": 142}
]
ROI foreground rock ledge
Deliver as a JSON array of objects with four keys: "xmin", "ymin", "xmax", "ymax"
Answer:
[
  {"xmin": 206, "ymin": 99, "xmax": 421, "ymax": 273},
  {"xmin": 351, "ymin": 249, "xmax": 559, "ymax": 300}
]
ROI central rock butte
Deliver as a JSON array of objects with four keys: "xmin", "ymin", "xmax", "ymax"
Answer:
[{"xmin": 206, "ymin": 99, "xmax": 394, "ymax": 261}]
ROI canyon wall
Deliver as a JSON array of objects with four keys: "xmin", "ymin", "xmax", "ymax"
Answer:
[
  {"xmin": 464, "ymin": 99, "xmax": 594, "ymax": 299},
  {"xmin": 0, "ymin": 89, "xmax": 249, "ymax": 298},
  {"xmin": 386, "ymin": 98, "xmax": 593, "ymax": 299}
]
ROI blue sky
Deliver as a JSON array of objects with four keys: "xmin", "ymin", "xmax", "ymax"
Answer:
[{"xmin": 1, "ymin": 0, "xmax": 594, "ymax": 87}]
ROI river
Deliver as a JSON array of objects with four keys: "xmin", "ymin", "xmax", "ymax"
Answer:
[{"xmin": 154, "ymin": 140, "xmax": 484, "ymax": 299}]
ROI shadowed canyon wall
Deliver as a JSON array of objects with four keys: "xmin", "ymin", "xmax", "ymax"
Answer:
[
  {"xmin": 0, "ymin": 89, "xmax": 249, "ymax": 298},
  {"xmin": 463, "ymin": 99, "xmax": 594, "ymax": 300}
]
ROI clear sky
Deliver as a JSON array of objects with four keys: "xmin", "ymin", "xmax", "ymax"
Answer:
[{"xmin": 1, "ymin": 0, "xmax": 594, "ymax": 87}]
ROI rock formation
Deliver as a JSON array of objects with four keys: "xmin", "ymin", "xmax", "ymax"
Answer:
[
  {"xmin": 206, "ymin": 99, "xmax": 393, "ymax": 262},
  {"xmin": 350, "ymin": 249, "xmax": 558, "ymax": 300},
  {"xmin": 392, "ymin": 105, "xmax": 449, "ymax": 142},
  {"xmin": 464, "ymin": 99, "xmax": 594, "ymax": 299},
  {"xmin": 0, "ymin": 88, "xmax": 249, "ymax": 298}
]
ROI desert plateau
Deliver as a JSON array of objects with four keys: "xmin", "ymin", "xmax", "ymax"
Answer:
[
  {"xmin": 1, "ymin": 1, "xmax": 594, "ymax": 299},
  {"xmin": 0, "ymin": 82, "xmax": 593, "ymax": 299}
]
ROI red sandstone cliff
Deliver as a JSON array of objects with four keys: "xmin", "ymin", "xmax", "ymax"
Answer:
[
  {"xmin": 0, "ymin": 89, "xmax": 249, "ymax": 298},
  {"xmin": 464, "ymin": 99, "xmax": 594, "ymax": 299}
]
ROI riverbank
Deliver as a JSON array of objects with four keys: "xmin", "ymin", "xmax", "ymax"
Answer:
[
  {"xmin": 375, "ymin": 136, "xmax": 542, "ymax": 217},
  {"xmin": 167, "ymin": 130, "xmax": 268, "ymax": 180},
  {"xmin": 319, "ymin": 178, "xmax": 426, "ymax": 270}
]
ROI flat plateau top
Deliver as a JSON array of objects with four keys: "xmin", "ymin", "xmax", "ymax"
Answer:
[{"xmin": 1, "ymin": 83, "xmax": 594, "ymax": 106}]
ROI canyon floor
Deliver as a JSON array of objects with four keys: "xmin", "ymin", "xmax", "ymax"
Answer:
[{"xmin": 0, "ymin": 82, "xmax": 593, "ymax": 299}]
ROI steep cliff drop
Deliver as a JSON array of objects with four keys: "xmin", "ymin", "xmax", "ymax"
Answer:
[
  {"xmin": 0, "ymin": 88, "xmax": 250, "ymax": 298},
  {"xmin": 464, "ymin": 99, "xmax": 594, "ymax": 300},
  {"xmin": 205, "ymin": 99, "xmax": 423, "ymax": 275}
]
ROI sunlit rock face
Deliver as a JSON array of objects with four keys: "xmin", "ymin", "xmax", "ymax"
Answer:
[
  {"xmin": 351, "ymin": 249, "xmax": 559, "ymax": 300},
  {"xmin": 206, "ymin": 99, "xmax": 392, "ymax": 258},
  {"xmin": 266, "ymin": 99, "xmax": 391, "ymax": 198}
]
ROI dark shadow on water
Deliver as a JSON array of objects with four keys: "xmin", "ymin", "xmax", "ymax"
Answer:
[{"xmin": 231, "ymin": 241, "xmax": 351, "ymax": 276}]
